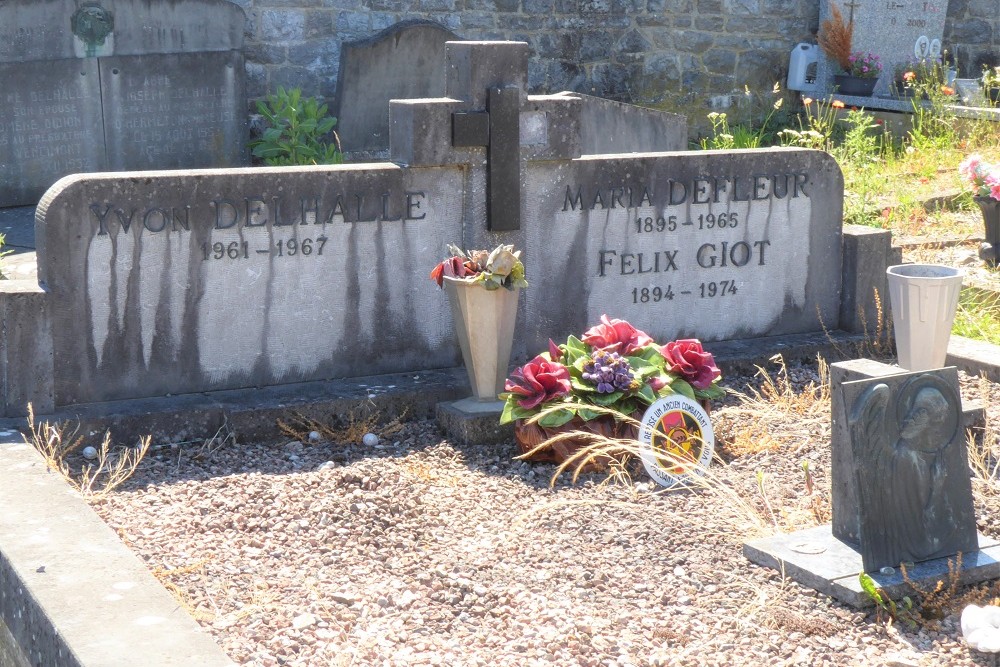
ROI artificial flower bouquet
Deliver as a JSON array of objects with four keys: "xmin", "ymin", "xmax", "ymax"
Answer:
[
  {"xmin": 959, "ymin": 154, "xmax": 1000, "ymax": 201},
  {"xmin": 430, "ymin": 243, "xmax": 527, "ymax": 291},
  {"xmin": 500, "ymin": 315, "xmax": 725, "ymax": 430},
  {"xmin": 844, "ymin": 51, "xmax": 882, "ymax": 79}
]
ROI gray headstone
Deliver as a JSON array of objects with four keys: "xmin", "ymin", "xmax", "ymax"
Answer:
[
  {"xmin": 9, "ymin": 41, "xmax": 890, "ymax": 420},
  {"xmin": 334, "ymin": 21, "xmax": 461, "ymax": 154},
  {"xmin": 0, "ymin": 0, "xmax": 247, "ymax": 206},
  {"xmin": 0, "ymin": 0, "xmax": 244, "ymax": 61},
  {"xmin": 554, "ymin": 91, "xmax": 687, "ymax": 154},
  {"xmin": 101, "ymin": 51, "xmax": 246, "ymax": 170},
  {"xmin": 839, "ymin": 366, "xmax": 977, "ymax": 572},
  {"xmin": 522, "ymin": 148, "xmax": 845, "ymax": 347},
  {"xmin": 817, "ymin": 0, "xmax": 951, "ymax": 98},
  {"xmin": 36, "ymin": 165, "xmax": 463, "ymax": 406},
  {"xmin": 0, "ymin": 59, "xmax": 107, "ymax": 206}
]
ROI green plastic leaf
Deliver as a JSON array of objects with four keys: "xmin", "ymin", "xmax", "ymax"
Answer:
[
  {"xmin": 695, "ymin": 383, "xmax": 727, "ymax": 401},
  {"xmin": 670, "ymin": 378, "xmax": 696, "ymax": 400},
  {"xmin": 636, "ymin": 383, "xmax": 656, "ymax": 404},
  {"xmin": 500, "ymin": 400, "xmax": 536, "ymax": 425},
  {"xmin": 591, "ymin": 391, "xmax": 624, "ymax": 406},
  {"xmin": 538, "ymin": 408, "xmax": 576, "ymax": 428},
  {"xmin": 577, "ymin": 407, "xmax": 602, "ymax": 421}
]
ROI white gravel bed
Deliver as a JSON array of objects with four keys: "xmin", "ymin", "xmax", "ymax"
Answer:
[{"xmin": 91, "ymin": 363, "xmax": 1000, "ymax": 667}]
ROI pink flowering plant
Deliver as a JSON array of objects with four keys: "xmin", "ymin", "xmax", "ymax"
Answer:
[
  {"xmin": 844, "ymin": 51, "xmax": 882, "ymax": 79},
  {"xmin": 499, "ymin": 315, "xmax": 725, "ymax": 428},
  {"xmin": 959, "ymin": 155, "xmax": 1000, "ymax": 201}
]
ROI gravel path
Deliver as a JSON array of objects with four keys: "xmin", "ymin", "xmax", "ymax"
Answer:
[{"xmin": 91, "ymin": 361, "xmax": 1000, "ymax": 667}]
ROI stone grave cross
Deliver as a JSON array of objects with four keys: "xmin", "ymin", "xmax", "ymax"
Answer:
[{"xmin": 389, "ymin": 41, "xmax": 581, "ymax": 236}]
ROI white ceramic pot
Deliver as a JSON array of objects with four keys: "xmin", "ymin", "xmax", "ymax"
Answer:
[
  {"xmin": 885, "ymin": 264, "xmax": 963, "ymax": 371},
  {"xmin": 443, "ymin": 277, "xmax": 520, "ymax": 401}
]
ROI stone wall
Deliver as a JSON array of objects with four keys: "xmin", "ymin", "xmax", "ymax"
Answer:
[
  {"xmin": 947, "ymin": 0, "xmax": 1000, "ymax": 74},
  {"xmin": 219, "ymin": 2, "xmax": 997, "ymax": 110}
]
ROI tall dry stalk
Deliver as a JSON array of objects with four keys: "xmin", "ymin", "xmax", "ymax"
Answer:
[
  {"xmin": 818, "ymin": 2, "xmax": 853, "ymax": 71},
  {"xmin": 23, "ymin": 403, "xmax": 151, "ymax": 499}
]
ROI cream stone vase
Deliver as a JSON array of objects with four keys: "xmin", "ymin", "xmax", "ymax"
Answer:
[
  {"xmin": 430, "ymin": 243, "xmax": 528, "ymax": 401},
  {"xmin": 444, "ymin": 277, "xmax": 521, "ymax": 401},
  {"xmin": 886, "ymin": 264, "xmax": 963, "ymax": 371}
]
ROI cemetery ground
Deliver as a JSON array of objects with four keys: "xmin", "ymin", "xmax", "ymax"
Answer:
[
  {"xmin": 72, "ymin": 354, "xmax": 1000, "ymax": 667},
  {"xmin": 41, "ymin": 138, "xmax": 1000, "ymax": 665},
  {"xmin": 5, "ymin": 96, "xmax": 1000, "ymax": 665}
]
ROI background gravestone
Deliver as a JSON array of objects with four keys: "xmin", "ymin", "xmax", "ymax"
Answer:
[
  {"xmin": 0, "ymin": 0, "xmax": 247, "ymax": 207},
  {"xmin": 334, "ymin": 20, "xmax": 461, "ymax": 155},
  {"xmin": 817, "ymin": 0, "xmax": 951, "ymax": 98}
]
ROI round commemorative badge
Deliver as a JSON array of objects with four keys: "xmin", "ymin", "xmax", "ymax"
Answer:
[{"xmin": 638, "ymin": 395, "xmax": 714, "ymax": 488}]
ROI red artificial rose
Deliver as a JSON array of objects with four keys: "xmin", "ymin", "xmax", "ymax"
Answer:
[
  {"xmin": 660, "ymin": 339, "xmax": 721, "ymax": 390},
  {"xmin": 430, "ymin": 256, "xmax": 480, "ymax": 287},
  {"xmin": 581, "ymin": 315, "xmax": 654, "ymax": 355},
  {"xmin": 504, "ymin": 355, "xmax": 571, "ymax": 410}
]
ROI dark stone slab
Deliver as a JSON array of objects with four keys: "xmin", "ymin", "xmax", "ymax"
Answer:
[
  {"xmin": 838, "ymin": 367, "xmax": 978, "ymax": 572},
  {"xmin": 101, "ymin": 51, "xmax": 247, "ymax": 170},
  {"xmin": 0, "ymin": 207, "xmax": 37, "ymax": 252},
  {"xmin": 35, "ymin": 164, "xmax": 464, "ymax": 407},
  {"xmin": 0, "ymin": 59, "xmax": 107, "ymax": 206},
  {"xmin": 840, "ymin": 225, "xmax": 901, "ymax": 335},
  {"xmin": 745, "ymin": 525, "xmax": 1000, "ymax": 608},
  {"xmin": 335, "ymin": 20, "xmax": 460, "ymax": 153},
  {"xmin": 0, "ymin": 0, "xmax": 244, "ymax": 62}
]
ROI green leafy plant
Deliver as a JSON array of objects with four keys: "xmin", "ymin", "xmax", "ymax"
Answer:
[
  {"xmin": 250, "ymin": 87, "xmax": 343, "ymax": 166},
  {"xmin": 0, "ymin": 233, "xmax": 11, "ymax": 279},
  {"xmin": 859, "ymin": 572, "xmax": 916, "ymax": 628},
  {"xmin": 699, "ymin": 84, "xmax": 785, "ymax": 149}
]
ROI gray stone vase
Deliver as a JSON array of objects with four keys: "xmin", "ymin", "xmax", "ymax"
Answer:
[
  {"xmin": 443, "ymin": 277, "xmax": 520, "ymax": 401},
  {"xmin": 974, "ymin": 196, "xmax": 1000, "ymax": 267}
]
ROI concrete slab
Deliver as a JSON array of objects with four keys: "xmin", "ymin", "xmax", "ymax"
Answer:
[
  {"xmin": 744, "ymin": 524, "xmax": 1000, "ymax": 608},
  {"xmin": 0, "ymin": 436, "xmax": 235, "ymax": 666}
]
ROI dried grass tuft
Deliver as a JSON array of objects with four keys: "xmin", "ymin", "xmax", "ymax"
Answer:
[
  {"xmin": 818, "ymin": 2, "xmax": 853, "ymax": 71},
  {"xmin": 24, "ymin": 403, "xmax": 151, "ymax": 499},
  {"xmin": 717, "ymin": 355, "xmax": 831, "ymax": 458},
  {"xmin": 278, "ymin": 409, "xmax": 407, "ymax": 445}
]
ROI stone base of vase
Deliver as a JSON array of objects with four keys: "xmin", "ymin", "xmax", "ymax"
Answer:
[{"xmin": 436, "ymin": 398, "xmax": 513, "ymax": 447}]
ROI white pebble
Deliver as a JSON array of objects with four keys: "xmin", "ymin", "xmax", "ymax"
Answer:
[
  {"xmin": 362, "ymin": 433, "xmax": 379, "ymax": 447},
  {"xmin": 82, "ymin": 446, "xmax": 98, "ymax": 460},
  {"xmin": 308, "ymin": 431, "xmax": 321, "ymax": 443}
]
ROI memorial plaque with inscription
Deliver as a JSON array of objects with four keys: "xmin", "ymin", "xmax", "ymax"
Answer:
[
  {"xmin": 101, "ymin": 51, "xmax": 246, "ymax": 170},
  {"xmin": 0, "ymin": 59, "xmax": 107, "ymax": 206},
  {"xmin": 0, "ymin": 0, "xmax": 247, "ymax": 206},
  {"xmin": 523, "ymin": 149, "xmax": 844, "ymax": 350},
  {"xmin": 818, "ymin": 0, "xmax": 951, "ymax": 98},
  {"xmin": 37, "ymin": 166, "xmax": 463, "ymax": 405}
]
